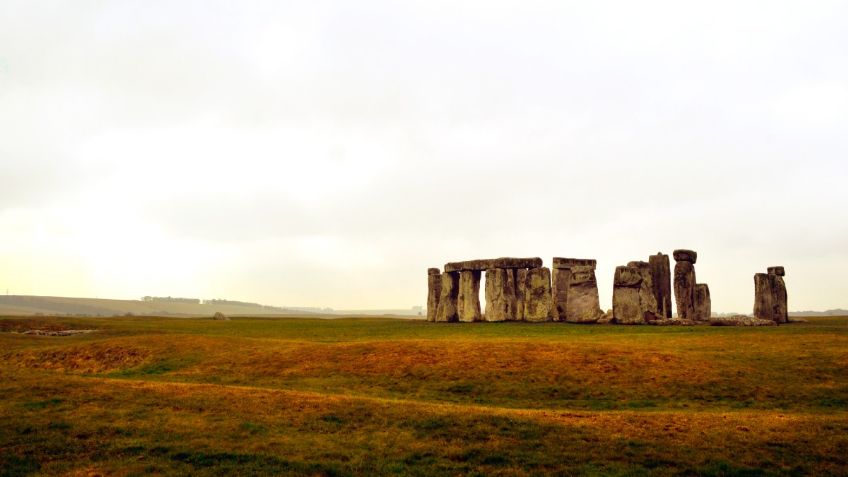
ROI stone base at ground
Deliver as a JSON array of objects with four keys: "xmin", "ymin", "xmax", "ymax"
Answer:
[
  {"xmin": 648, "ymin": 318, "xmax": 700, "ymax": 326},
  {"xmin": 709, "ymin": 316, "xmax": 777, "ymax": 327}
]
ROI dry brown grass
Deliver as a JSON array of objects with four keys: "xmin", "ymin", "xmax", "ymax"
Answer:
[{"xmin": 1, "ymin": 315, "xmax": 847, "ymax": 475}]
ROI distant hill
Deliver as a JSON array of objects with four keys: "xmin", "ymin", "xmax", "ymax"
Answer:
[
  {"xmin": 0, "ymin": 295, "xmax": 425, "ymax": 318},
  {"xmin": 0, "ymin": 295, "xmax": 315, "ymax": 317},
  {"xmin": 789, "ymin": 309, "xmax": 848, "ymax": 317}
]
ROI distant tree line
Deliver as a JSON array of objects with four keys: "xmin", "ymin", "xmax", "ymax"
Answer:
[{"xmin": 141, "ymin": 296, "xmax": 201, "ymax": 304}]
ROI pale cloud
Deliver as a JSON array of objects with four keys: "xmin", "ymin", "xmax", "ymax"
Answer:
[{"xmin": 0, "ymin": 1, "xmax": 846, "ymax": 311}]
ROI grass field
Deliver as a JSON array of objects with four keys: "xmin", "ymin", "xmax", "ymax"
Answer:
[{"xmin": 1, "ymin": 316, "xmax": 847, "ymax": 476}]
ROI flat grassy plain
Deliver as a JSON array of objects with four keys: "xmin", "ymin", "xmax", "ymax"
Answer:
[{"xmin": 1, "ymin": 316, "xmax": 847, "ymax": 476}]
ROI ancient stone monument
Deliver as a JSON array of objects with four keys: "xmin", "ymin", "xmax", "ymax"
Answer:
[
  {"xmin": 694, "ymin": 284, "xmax": 711, "ymax": 321},
  {"xmin": 436, "ymin": 258, "xmax": 542, "ymax": 322},
  {"xmin": 612, "ymin": 265, "xmax": 645, "ymax": 324},
  {"xmin": 649, "ymin": 252, "xmax": 672, "ymax": 318},
  {"xmin": 427, "ymin": 251, "xmax": 786, "ymax": 327},
  {"xmin": 426, "ymin": 268, "xmax": 441, "ymax": 322},
  {"xmin": 552, "ymin": 258, "xmax": 602, "ymax": 323},
  {"xmin": 673, "ymin": 249, "xmax": 697, "ymax": 320},
  {"xmin": 754, "ymin": 266, "xmax": 788, "ymax": 323}
]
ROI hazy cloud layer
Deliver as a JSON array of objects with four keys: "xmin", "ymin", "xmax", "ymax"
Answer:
[{"xmin": 1, "ymin": 1, "xmax": 846, "ymax": 311}]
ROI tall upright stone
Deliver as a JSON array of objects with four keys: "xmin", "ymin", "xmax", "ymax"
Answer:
[
  {"xmin": 754, "ymin": 267, "xmax": 788, "ymax": 324},
  {"xmin": 753, "ymin": 273, "xmax": 774, "ymax": 322},
  {"xmin": 551, "ymin": 266, "xmax": 571, "ymax": 322},
  {"xmin": 628, "ymin": 261, "xmax": 659, "ymax": 321},
  {"xmin": 673, "ymin": 249, "xmax": 697, "ymax": 320},
  {"xmin": 435, "ymin": 271, "xmax": 459, "ymax": 322},
  {"xmin": 485, "ymin": 268, "xmax": 516, "ymax": 322},
  {"xmin": 524, "ymin": 267, "xmax": 553, "ymax": 322},
  {"xmin": 551, "ymin": 258, "xmax": 601, "ymax": 323},
  {"xmin": 767, "ymin": 267, "xmax": 788, "ymax": 324},
  {"xmin": 514, "ymin": 268, "xmax": 528, "ymax": 321},
  {"xmin": 613, "ymin": 266, "xmax": 644, "ymax": 324},
  {"xmin": 649, "ymin": 252, "xmax": 672, "ymax": 318},
  {"xmin": 694, "ymin": 284, "xmax": 711, "ymax": 320},
  {"xmin": 427, "ymin": 268, "xmax": 441, "ymax": 322},
  {"xmin": 457, "ymin": 270, "xmax": 482, "ymax": 322}
]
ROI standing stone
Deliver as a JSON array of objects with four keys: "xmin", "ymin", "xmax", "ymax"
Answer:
[
  {"xmin": 551, "ymin": 266, "xmax": 571, "ymax": 322},
  {"xmin": 457, "ymin": 270, "xmax": 482, "ymax": 322},
  {"xmin": 694, "ymin": 284, "xmax": 711, "ymax": 321},
  {"xmin": 514, "ymin": 269, "xmax": 528, "ymax": 321},
  {"xmin": 565, "ymin": 265, "xmax": 602, "ymax": 323},
  {"xmin": 435, "ymin": 271, "xmax": 460, "ymax": 322},
  {"xmin": 753, "ymin": 273, "xmax": 775, "ymax": 322},
  {"xmin": 427, "ymin": 268, "xmax": 441, "ymax": 322},
  {"xmin": 552, "ymin": 258, "xmax": 601, "ymax": 323},
  {"xmin": 649, "ymin": 253, "xmax": 672, "ymax": 318},
  {"xmin": 613, "ymin": 266, "xmax": 644, "ymax": 324},
  {"xmin": 524, "ymin": 267, "xmax": 553, "ymax": 322},
  {"xmin": 628, "ymin": 261, "xmax": 659, "ymax": 321},
  {"xmin": 485, "ymin": 268, "xmax": 516, "ymax": 322},
  {"xmin": 673, "ymin": 249, "xmax": 697, "ymax": 320},
  {"xmin": 771, "ymin": 275, "xmax": 788, "ymax": 324},
  {"xmin": 768, "ymin": 266, "xmax": 788, "ymax": 324}
]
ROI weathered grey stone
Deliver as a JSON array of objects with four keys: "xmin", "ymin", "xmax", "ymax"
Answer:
[
  {"xmin": 674, "ymin": 258, "xmax": 696, "ymax": 320},
  {"xmin": 673, "ymin": 249, "xmax": 697, "ymax": 263},
  {"xmin": 771, "ymin": 275, "xmax": 788, "ymax": 324},
  {"xmin": 435, "ymin": 272, "xmax": 459, "ymax": 322},
  {"xmin": 514, "ymin": 269, "xmax": 528, "ymax": 321},
  {"xmin": 551, "ymin": 266, "xmax": 571, "ymax": 322},
  {"xmin": 754, "ymin": 269, "xmax": 788, "ymax": 324},
  {"xmin": 710, "ymin": 316, "xmax": 776, "ymax": 327},
  {"xmin": 457, "ymin": 270, "xmax": 482, "ymax": 322},
  {"xmin": 628, "ymin": 261, "xmax": 659, "ymax": 321},
  {"xmin": 598, "ymin": 309, "xmax": 614, "ymax": 324},
  {"xmin": 523, "ymin": 267, "xmax": 553, "ymax": 322},
  {"xmin": 767, "ymin": 266, "xmax": 786, "ymax": 277},
  {"xmin": 213, "ymin": 312, "xmax": 229, "ymax": 321},
  {"xmin": 551, "ymin": 257, "xmax": 601, "ymax": 323},
  {"xmin": 649, "ymin": 253, "xmax": 672, "ymax": 319},
  {"xmin": 753, "ymin": 273, "xmax": 774, "ymax": 322},
  {"xmin": 614, "ymin": 265, "xmax": 643, "ymax": 287},
  {"xmin": 427, "ymin": 268, "xmax": 441, "ymax": 322},
  {"xmin": 444, "ymin": 257, "xmax": 543, "ymax": 273},
  {"xmin": 648, "ymin": 318, "xmax": 699, "ymax": 326},
  {"xmin": 694, "ymin": 284, "xmax": 711, "ymax": 320},
  {"xmin": 613, "ymin": 287, "xmax": 643, "ymax": 324},
  {"xmin": 564, "ymin": 265, "xmax": 602, "ymax": 323},
  {"xmin": 613, "ymin": 266, "xmax": 644, "ymax": 324},
  {"xmin": 552, "ymin": 257, "xmax": 597, "ymax": 269},
  {"xmin": 484, "ymin": 268, "xmax": 517, "ymax": 322}
]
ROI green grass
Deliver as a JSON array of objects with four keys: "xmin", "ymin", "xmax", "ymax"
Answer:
[{"xmin": 1, "ymin": 315, "xmax": 847, "ymax": 475}]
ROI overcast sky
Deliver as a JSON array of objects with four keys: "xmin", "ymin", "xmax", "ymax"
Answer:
[{"xmin": 1, "ymin": 1, "xmax": 846, "ymax": 312}]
